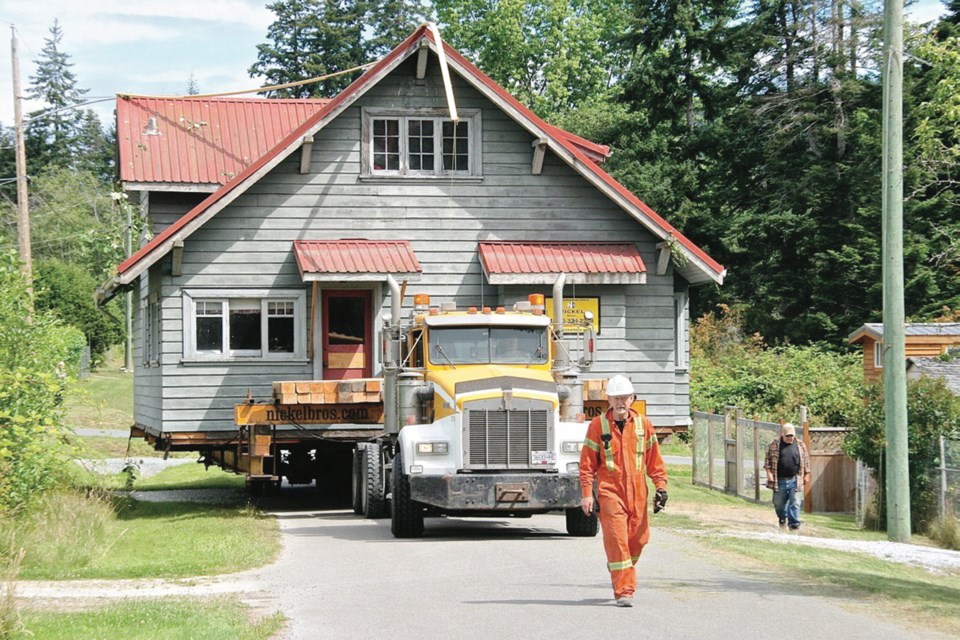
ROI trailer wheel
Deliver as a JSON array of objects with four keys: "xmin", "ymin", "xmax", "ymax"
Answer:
[
  {"xmin": 390, "ymin": 447, "xmax": 424, "ymax": 538},
  {"xmin": 565, "ymin": 507, "xmax": 599, "ymax": 537},
  {"xmin": 350, "ymin": 447, "xmax": 363, "ymax": 515},
  {"xmin": 360, "ymin": 443, "xmax": 388, "ymax": 518}
]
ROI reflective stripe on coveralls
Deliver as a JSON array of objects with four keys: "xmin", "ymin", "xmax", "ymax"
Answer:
[
  {"xmin": 579, "ymin": 409, "xmax": 668, "ymax": 599},
  {"xmin": 601, "ymin": 413, "xmax": 643, "ymax": 572}
]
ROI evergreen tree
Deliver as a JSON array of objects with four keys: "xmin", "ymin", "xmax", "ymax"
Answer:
[
  {"xmin": 250, "ymin": 0, "xmax": 368, "ymax": 98},
  {"xmin": 364, "ymin": 0, "xmax": 427, "ymax": 58},
  {"xmin": 621, "ymin": 0, "xmax": 740, "ymax": 131},
  {"xmin": 25, "ymin": 20, "xmax": 88, "ymax": 174}
]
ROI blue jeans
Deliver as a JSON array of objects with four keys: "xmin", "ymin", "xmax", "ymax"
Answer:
[{"xmin": 773, "ymin": 477, "xmax": 801, "ymax": 528}]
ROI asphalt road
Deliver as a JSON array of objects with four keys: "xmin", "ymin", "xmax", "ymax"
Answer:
[{"xmin": 248, "ymin": 491, "xmax": 949, "ymax": 640}]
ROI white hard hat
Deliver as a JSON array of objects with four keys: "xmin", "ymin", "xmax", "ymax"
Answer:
[{"xmin": 606, "ymin": 374, "xmax": 635, "ymax": 397}]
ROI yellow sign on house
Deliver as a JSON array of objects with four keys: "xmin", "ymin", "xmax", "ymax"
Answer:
[{"xmin": 545, "ymin": 297, "xmax": 600, "ymax": 334}]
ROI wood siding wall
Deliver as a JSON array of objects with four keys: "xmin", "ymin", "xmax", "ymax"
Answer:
[
  {"xmin": 860, "ymin": 335, "xmax": 960, "ymax": 383},
  {"xmin": 138, "ymin": 58, "xmax": 691, "ymax": 435}
]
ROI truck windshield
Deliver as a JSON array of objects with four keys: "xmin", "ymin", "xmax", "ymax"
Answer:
[{"xmin": 429, "ymin": 326, "xmax": 548, "ymax": 365}]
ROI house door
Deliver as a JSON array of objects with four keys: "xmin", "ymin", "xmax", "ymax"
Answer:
[{"xmin": 322, "ymin": 290, "xmax": 372, "ymax": 379}]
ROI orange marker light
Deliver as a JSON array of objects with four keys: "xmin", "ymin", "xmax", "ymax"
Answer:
[
  {"xmin": 528, "ymin": 293, "xmax": 545, "ymax": 306},
  {"xmin": 413, "ymin": 294, "xmax": 430, "ymax": 306}
]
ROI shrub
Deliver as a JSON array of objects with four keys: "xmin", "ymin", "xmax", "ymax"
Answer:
[
  {"xmin": 690, "ymin": 304, "xmax": 862, "ymax": 424},
  {"xmin": 34, "ymin": 259, "xmax": 123, "ymax": 367},
  {"xmin": 0, "ymin": 251, "xmax": 78, "ymax": 517},
  {"xmin": 843, "ymin": 377, "xmax": 960, "ymax": 533}
]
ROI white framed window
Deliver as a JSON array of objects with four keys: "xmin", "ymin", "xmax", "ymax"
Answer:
[
  {"xmin": 874, "ymin": 342, "xmax": 883, "ymax": 369},
  {"xmin": 674, "ymin": 292, "xmax": 689, "ymax": 370},
  {"xmin": 362, "ymin": 108, "xmax": 482, "ymax": 178},
  {"xmin": 182, "ymin": 289, "xmax": 306, "ymax": 361}
]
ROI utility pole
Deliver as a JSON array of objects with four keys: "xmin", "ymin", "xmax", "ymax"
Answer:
[
  {"xmin": 882, "ymin": 0, "xmax": 911, "ymax": 542},
  {"xmin": 11, "ymin": 26, "xmax": 32, "ymax": 298}
]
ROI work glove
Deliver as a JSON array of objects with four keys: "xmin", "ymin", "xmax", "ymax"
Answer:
[{"xmin": 653, "ymin": 488, "xmax": 668, "ymax": 514}]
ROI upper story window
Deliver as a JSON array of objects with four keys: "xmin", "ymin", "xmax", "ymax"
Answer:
[
  {"xmin": 182, "ymin": 289, "xmax": 306, "ymax": 361},
  {"xmin": 362, "ymin": 108, "xmax": 482, "ymax": 178}
]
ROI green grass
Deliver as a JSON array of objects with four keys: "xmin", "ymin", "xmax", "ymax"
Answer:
[
  {"xmin": 4, "ymin": 491, "xmax": 278, "ymax": 581},
  {"xmin": 663, "ymin": 464, "xmax": 960, "ymax": 635},
  {"xmin": 62, "ymin": 369, "xmax": 134, "ymax": 431},
  {"xmin": 68, "ymin": 435, "xmax": 195, "ymax": 460},
  {"xmin": 659, "ymin": 440, "xmax": 692, "ymax": 457},
  {"xmin": 706, "ymin": 536, "xmax": 960, "ymax": 635},
  {"xmin": 134, "ymin": 463, "xmax": 247, "ymax": 491},
  {"xmin": 15, "ymin": 597, "xmax": 285, "ymax": 640}
]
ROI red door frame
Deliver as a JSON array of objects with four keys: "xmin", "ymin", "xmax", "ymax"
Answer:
[{"xmin": 321, "ymin": 289, "xmax": 372, "ymax": 379}]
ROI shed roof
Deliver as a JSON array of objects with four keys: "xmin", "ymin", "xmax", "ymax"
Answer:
[
  {"xmin": 117, "ymin": 96, "xmax": 329, "ymax": 188},
  {"xmin": 99, "ymin": 25, "xmax": 725, "ymax": 302},
  {"xmin": 478, "ymin": 241, "xmax": 646, "ymax": 285},
  {"xmin": 848, "ymin": 323, "xmax": 960, "ymax": 344},
  {"xmin": 294, "ymin": 240, "xmax": 422, "ymax": 281},
  {"xmin": 906, "ymin": 357, "xmax": 960, "ymax": 395}
]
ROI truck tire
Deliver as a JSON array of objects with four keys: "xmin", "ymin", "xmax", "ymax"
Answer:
[
  {"xmin": 350, "ymin": 447, "xmax": 363, "ymax": 515},
  {"xmin": 565, "ymin": 507, "xmax": 599, "ymax": 537},
  {"xmin": 360, "ymin": 443, "xmax": 388, "ymax": 518},
  {"xmin": 390, "ymin": 447, "xmax": 424, "ymax": 538}
]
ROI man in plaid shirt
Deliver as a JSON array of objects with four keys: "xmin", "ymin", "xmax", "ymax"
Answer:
[{"xmin": 764, "ymin": 423, "xmax": 810, "ymax": 531}]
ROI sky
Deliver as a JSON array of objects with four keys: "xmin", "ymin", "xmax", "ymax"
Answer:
[{"xmin": 0, "ymin": 0, "xmax": 952, "ymax": 128}]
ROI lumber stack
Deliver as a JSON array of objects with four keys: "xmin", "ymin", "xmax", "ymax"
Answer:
[{"xmin": 272, "ymin": 379, "xmax": 382, "ymax": 405}]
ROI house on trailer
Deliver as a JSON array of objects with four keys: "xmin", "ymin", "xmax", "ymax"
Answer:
[
  {"xmin": 847, "ymin": 323, "xmax": 960, "ymax": 383},
  {"xmin": 98, "ymin": 25, "xmax": 725, "ymax": 450}
]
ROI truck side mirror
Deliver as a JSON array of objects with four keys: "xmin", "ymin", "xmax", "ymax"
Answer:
[{"xmin": 579, "ymin": 313, "xmax": 596, "ymax": 367}]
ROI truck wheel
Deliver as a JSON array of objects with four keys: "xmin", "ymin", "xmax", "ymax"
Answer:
[
  {"xmin": 565, "ymin": 507, "xmax": 599, "ymax": 537},
  {"xmin": 390, "ymin": 447, "xmax": 424, "ymax": 538},
  {"xmin": 360, "ymin": 443, "xmax": 388, "ymax": 518},
  {"xmin": 350, "ymin": 447, "xmax": 363, "ymax": 515}
]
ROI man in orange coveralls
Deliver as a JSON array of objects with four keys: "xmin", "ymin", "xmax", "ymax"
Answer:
[{"xmin": 579, "ymin": 374, "xmax": 668, "ymax": 607}]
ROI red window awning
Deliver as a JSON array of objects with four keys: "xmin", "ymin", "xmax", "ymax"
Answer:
[
  {"xmin": 294, "ymin": 240, "xmax": 422, "ymax": 282},
  {"xmin": 478, "ymin": 241, "xmax": 646, "ymax": 285}
]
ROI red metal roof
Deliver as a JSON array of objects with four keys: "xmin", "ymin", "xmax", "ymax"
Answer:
[
  {"xmin": 479, "ymin": 241, "xmax": 645, "ymax": 275},
  {"xmin": 110, "ymin": 25, "xmax": 723, "ymax": 289},
  {"xmin": 116, "ymin": 96, "xmax": 328, "ymax": 186},
  {"xmin": 293, "ymin": 240, "xmax": 422, "ymax": 278}
]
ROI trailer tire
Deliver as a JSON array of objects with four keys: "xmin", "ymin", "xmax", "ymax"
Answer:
[
  {"xmin": 360, "ymin": 443, "xmax": 388, "ymax": 518},
  {"xmin": 350, "ymin": 447, "xmax": 363, "ymax": 515},
  {"xmin": 390, "ymin": 447, "xmax": 424, "ymax": 538},
  {"xmin": 565, "ymin": 507, "xmax": 599, "ymax": 537}
]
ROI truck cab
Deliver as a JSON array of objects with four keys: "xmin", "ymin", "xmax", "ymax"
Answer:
[{"xmin": 358, "ymin": 291, "xmax": 598, "ymax": 538}]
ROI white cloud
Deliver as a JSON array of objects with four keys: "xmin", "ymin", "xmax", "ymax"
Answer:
[{"xmin": 0, "ymin": 2, "xmax": 274, "ymax": 125}]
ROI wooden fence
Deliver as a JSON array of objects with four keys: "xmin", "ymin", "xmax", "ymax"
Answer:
[{"xmin": 691, "ymin": 407, "xmax": 857, "ymax": 514}]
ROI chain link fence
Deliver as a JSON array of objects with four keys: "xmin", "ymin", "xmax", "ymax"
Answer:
[{"xmin": 936, "ymin": 436, "xmax": 960, "ymax": 522}]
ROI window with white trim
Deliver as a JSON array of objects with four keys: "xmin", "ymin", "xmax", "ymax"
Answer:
[
  {"xmin": 874, "ymin": 341, "xmax": 883, "ymax": 369},
  {"xmin": 363, "ymin": 108, "xmax": 481, "ymax": 177},
  {"xmin": 674, "ymin": 292, "xmax": 689, "ymax": 370},
  {"xmin": 182, "ymin": 290, "xmax": 306, "ymax": 361}
]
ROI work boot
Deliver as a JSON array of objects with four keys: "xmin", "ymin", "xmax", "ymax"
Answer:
[
  {"xmin": 615, "ymin": 597, "xmax": 633, "ymax": 608},
  {"xmin": 789, "ymin": 523, "xmax": 801, "ymax": 532}
]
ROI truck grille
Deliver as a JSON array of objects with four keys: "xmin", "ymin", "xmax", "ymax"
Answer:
[{"xmin": 466, "ymin": 409, "xmax": 549, "ymax": 469}]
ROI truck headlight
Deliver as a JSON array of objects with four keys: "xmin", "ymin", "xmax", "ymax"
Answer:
[
  {"xmin": 566, "ymin": 462, "xmax": 580, "ymax": 473},
  {"xmin": 416, "ymin": 441, "xmax": 449, "ymax": 455},
  {"xmin": 561, "ymin": 441, "xmax": 583, "ymax": 454}
]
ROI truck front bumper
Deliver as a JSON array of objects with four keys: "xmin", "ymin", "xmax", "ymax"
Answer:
[{"xmin": 409, "ymin": 473, "xmax": 581, "ymax": 511}]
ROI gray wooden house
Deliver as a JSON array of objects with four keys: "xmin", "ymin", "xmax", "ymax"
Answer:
[{"xmin": 99, "ymin": 25, "xmax": 725, "ymax": 441}]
